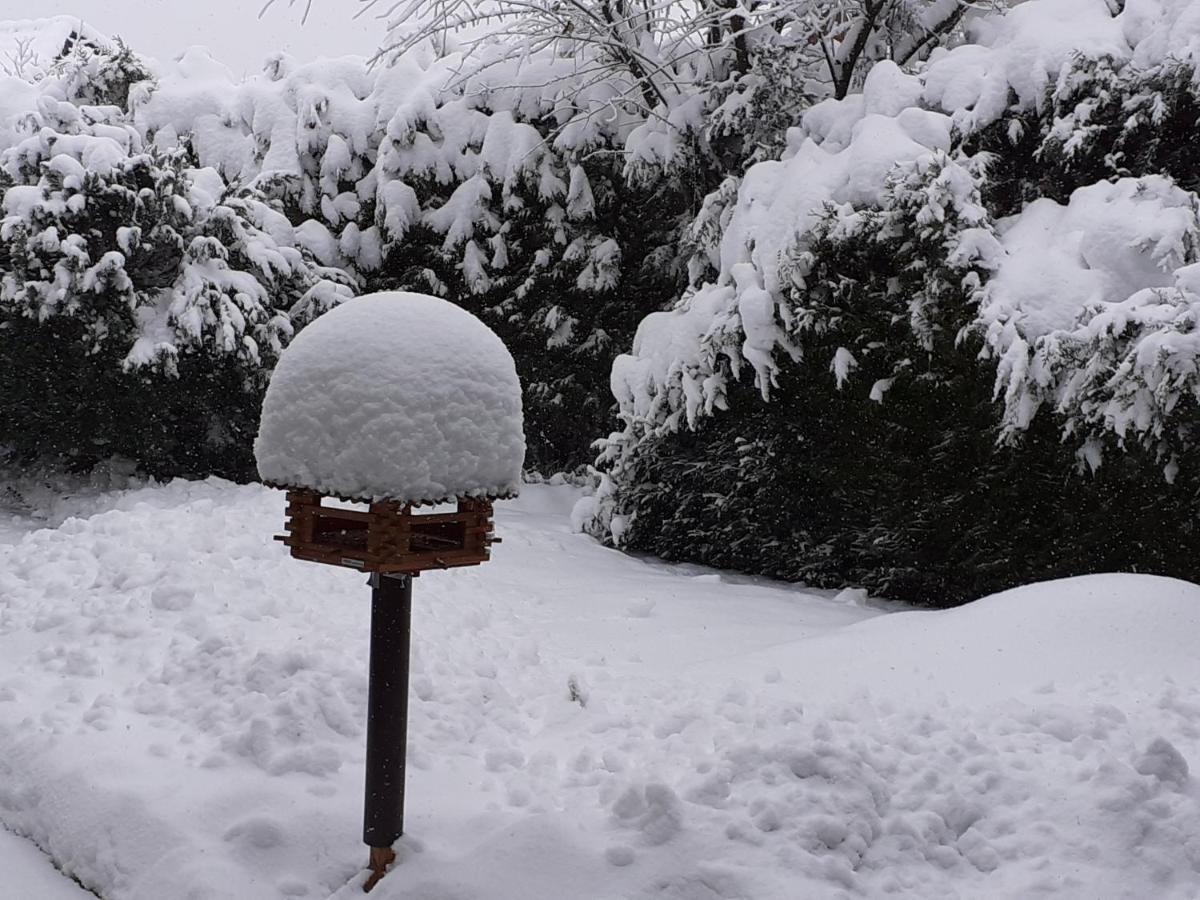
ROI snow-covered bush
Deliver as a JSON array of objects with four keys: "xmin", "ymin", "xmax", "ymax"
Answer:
[
  {"xmin": 124, "ymin": 1, "xmax": 970, "ymax": 472},
  {"xmin": 132, "ymin": 47, "xmax": 690, "ymax": 471},
  {"xmin": 52, "ymin": 37, "xmax": 151, "ymax": 109},
  {"xmin": 0, "ymin": 7, "xmax": 975, "ymax": 480},
  {"xmin": 0, "ymin": 43, "xmax": 353, "ymax": 479},
  {"xmin": 582, "ymin": 0, "xmax": 1200, "ymax": 604}
]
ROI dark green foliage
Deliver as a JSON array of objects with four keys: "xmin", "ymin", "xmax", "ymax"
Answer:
[
  {"xmin": 0, "ymin": 314, "xmax": 261, "ymax": 479},
  {"xmin": 0, "ymin": 147, "xmax": 278, "ymax": 481},
  {"xmin": 367, "ymin": 146, "xmax": 691, "ymax": 473},
  {"xmin": 966, "ymin": 53, "xmax": 1200, "ymax": 214},
  {"xmin": 619, "ymin": 365, "xmax": 1200, "ymax": 606},
  {"xmin": 600, "ymin": 131, "xmax": 1200, "ymax": 606},
  {"xmin": 1036, "ymin": 55, "xmax": 1200, "ymax": 192}
]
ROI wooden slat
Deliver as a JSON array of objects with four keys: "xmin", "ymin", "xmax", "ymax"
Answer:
[
  {"xmin": 405, "ymin": 509, "xmax": 489, "ymax": 526},
  {"xmin": 310, "ymin": 507, "xmax": 375, "ymax": 524},
  {"xmin": 275, "ymin": 489, "xmax": 497, "ymax": 574}
]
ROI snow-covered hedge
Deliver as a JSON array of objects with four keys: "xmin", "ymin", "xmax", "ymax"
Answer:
[
  {"xmin": 0, "ymin": 1, "xmax": 978, "ymax": 478},
  {"xmin": 112, "ymin": 0, "xmax": 973, "ymax": 472},
  {"xmin": 580, "ymin": 0, "xmax": 1200, "ymax": 604},
  {"xmin": 124, "ymin": 43, "xmax": 708, "ymax": 472},
  {"xmin": 0, "ymin": 45, "xmax": 352, "ymax": 478},
  {"xmin": 597, "ymin": 0, "xmax": 1195, "ymax": 455}
]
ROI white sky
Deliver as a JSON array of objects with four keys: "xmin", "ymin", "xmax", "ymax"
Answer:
[{"xmin": 0, "ymin": 1, "xmax": 389, "ymax": 78}]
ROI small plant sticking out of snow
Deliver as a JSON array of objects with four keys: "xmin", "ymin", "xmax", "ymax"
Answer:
[{"xmin": 567, "ymin": 673, "xmax": 589, "ymax": 708}]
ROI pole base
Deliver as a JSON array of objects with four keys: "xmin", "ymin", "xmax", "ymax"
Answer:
[{"xmin": 364, "ymin": 846, "xmax": 396, "ymax": 893}]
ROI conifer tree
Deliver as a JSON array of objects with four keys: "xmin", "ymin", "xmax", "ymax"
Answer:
[
  {"xmin": 583, "ymin": 4, "xmax": 1200, "ymax": 603},
  {"xmin": 0, "ymin": 43, "xmax": 353, "ymax": 478}
]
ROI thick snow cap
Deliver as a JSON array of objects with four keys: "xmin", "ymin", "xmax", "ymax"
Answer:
[{"xmin": 255, "ymin": 291, "xmax": 524, "ymax": 504}]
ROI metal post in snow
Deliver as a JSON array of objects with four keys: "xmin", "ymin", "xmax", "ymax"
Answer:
[{"xmin": 363, "ymin": 572, "xmax": 413, "ymax": 892}]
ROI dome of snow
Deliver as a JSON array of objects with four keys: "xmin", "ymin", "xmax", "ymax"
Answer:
[{"xmin": 255, "ymin": 291, "xmax": 524, "ymax": 504}]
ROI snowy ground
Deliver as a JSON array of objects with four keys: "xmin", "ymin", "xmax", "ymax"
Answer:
[
  {"xmin": 0, "ymin": 478, "xmax": 1199, "ymax": 899},
  {"xmin": 0, "ymin": 825, "xmax": 95, "ymax": 898}
]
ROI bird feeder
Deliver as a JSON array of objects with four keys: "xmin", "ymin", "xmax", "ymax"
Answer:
[
  {"xmin": 255, "ymin": 290, "xmax": 525, "ymax": 892},
  {"xmin": 275, "ymin": 491, "xmax": 497, "ymax": 574}
]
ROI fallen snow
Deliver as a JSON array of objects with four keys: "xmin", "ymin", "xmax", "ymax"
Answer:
[
  {"xmin": 255, "ymin": 291, "xmax": 525, "ymax": 504},
  {"xmin": 0, "ymin": 826, "xmax": 96, "ymax": 899},
  {"xmin": 1, "ymin": 478, "xmax": 1199, "ymax": 898}
]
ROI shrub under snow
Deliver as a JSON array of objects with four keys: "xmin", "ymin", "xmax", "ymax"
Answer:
[
  {"xmin": 0, "ymin": 44, "xmax": 353, "ymax": 479},
  {"xmin": 580, "ymin": 0, "xmax": 1200, "ymax": 605}
]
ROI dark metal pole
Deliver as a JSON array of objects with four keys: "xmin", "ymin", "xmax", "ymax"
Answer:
[{"xmin": 363, "ymin": 572, "xmax": 412, "ymax": 891}]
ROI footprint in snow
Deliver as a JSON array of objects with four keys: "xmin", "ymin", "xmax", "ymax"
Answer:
[
  {"xmin": 223, "ymin": 816, "xmax": 286, "ymax": 850},
  {"xmin": 626, "ymin": 598, "xmax": 655, "ymax": 618}
]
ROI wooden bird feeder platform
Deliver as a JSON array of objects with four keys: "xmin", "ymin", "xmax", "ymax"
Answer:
[{"xmin": 275, "ymin": 489, "xmax": 499, "ymax": 575}]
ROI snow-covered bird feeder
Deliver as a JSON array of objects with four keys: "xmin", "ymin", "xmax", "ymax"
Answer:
[
  {"xmin": 256, "ymin": 290, "xmax": 524, "ymax": 574},
  {"xmin": 254, "ymin": 290, "xmax": 524, "ymax": 891}
]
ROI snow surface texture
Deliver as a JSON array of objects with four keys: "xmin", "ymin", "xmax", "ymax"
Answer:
[
  {"xmin": 255, "ymin": 291, "xmax": 525, "ymax": 503},
  {"xmin": 0, "ymin": 827, "xmax": 95, "ymax": 899},
  {"xmin": 2, "ymin": 479, "xmax": 1200, "ymax": 898}
]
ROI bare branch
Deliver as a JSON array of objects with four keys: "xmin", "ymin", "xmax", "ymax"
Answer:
[
  {"xmin": 834, "ymin": 0, "xmax": 886, "ymax": 99},
  {"xmin": 1, "ymin": 36, "xmax": 40, "ymax": 80},
  {"xmin": 258, "ymin": 0, "xmax": 316, "ymax": 25},
  {"xmin": 896, "ymin": 1, "xmax": 970, "ymax": 67}
]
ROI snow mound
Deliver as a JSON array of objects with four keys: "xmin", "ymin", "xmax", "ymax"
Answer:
[
  {"xmin": 746, "ymin": 573, "xmax": 1200, "ymax": 705},
  {"xmin": 255, "ymin": 291, "xmax": 524, "ymax": 503}
]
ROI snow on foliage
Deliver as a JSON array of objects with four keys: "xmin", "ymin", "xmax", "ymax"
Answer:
[
  {"xmin": 605, "ymin": 60, "xmax": 963, "ymax": 439},
  {"xmin": 0, "ymin": 36, "xmax": 356, "ymax": 477},
  {"xmin": 112, "ymin": 0, "xmax": 977, "ymax": 473},
  {"xmin": 0, "ymin": 0, "xmax": 983, "ymax": 474},
  {"xmin": 11, "ymin": 0, "xmax": 1199, "ymax": 495},
  {"xmin": 134, "ymin": 45, "xmax": 614, "ymax": 295},
  {"xmin": 0, "ymin": 124, "xmax": 347, "ymax": 376},
  {"xmin": 590, "ymin": 0, "xmax": 1200, "ymax": 535},
  {"xmin": 983, "ymin": 176, "xmax": 1200, "ymax": 441},
  {"xmin": 566, "ymin": 0, "xmax": 1200, "ymax": 608},
  {"xmin": 255, "ymin": 291, "xmax": 525, "ymax": 504},
  {"xmin": 0, "ymin": 16, "xmax": 110, "ymax": 80},
  {"xmin": 128, "ymin": 36, "xmax": 668, "ymax": 469}
]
